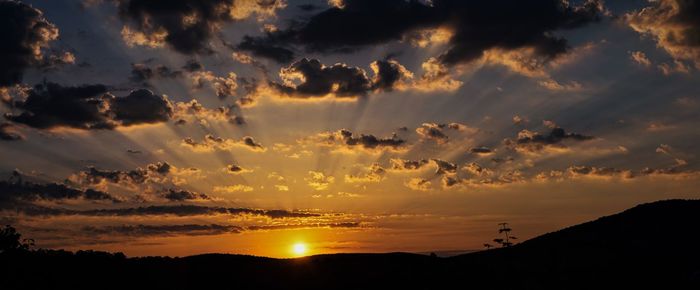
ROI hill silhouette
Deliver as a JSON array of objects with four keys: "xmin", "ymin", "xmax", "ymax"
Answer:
[{"xmin": 1, "ymin": 199, "xmax": 699, "ymax": 289}]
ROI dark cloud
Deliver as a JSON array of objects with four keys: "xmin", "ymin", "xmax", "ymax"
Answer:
[
  {"xmin": 0, "ymin": 178, "xmax": 120, "ymax": 208},
  {"xmin": 163, "ymin": 189, "xmax": 210, "ymax": 201},
  {"xmin": 129, "ymin": 63, "xmax": 183, "ymax": 83},
  {"xmin": 272, "ymin": 58, "xmax": 372, "ymax": 98},
  {"xmin": 262, "ymin": 58, "xmax": 412, "ymax": 99},
  {"xmin": 4, "ymin": 83, "xmax": 173, "ymax": 130},
  {"xmin": 117, "ymin": 0, "xmax": 284, "ymax": 55},
  {"xmin": 0, "ymin": 1, "xmax": 60, "ymax": 86},
  {"xmin": 108, "ymin": 89, "xmax": 174, "ymax": 126},
  {"xmin": 182, "ymin": 59, "xmax": 203, "ymax": 72},
  {"xmin": 82, "ymin": 221, "xmax": 361, "ymax": 237},
  {"xmin": 390, "ymin": 158, "xmax": 430, "ymax": 170},
  {"xmin": 237, "ymin": 0, "xmax": 603, "ymax": 66},
  {"xmin": 504, "ymin": 127, "xmax": 594, "ymax": 153},
  {"xmin": 83, "ymin": 224, "xmax": 241, "ymax": 237},
  {"xmin": 370, "ymin": 59, "xmax": 407, "ymax": 91},
  {"xmin": 71, "ymin": 162, "xmax": 171, "ymax": 187},
  {"xmin": 182, "ymin": 134, "xmax": 265, "ymax": 152},
  {"xmin": 416, "ymin": 122, "xmax": 470, "ymax": 144},
  {"xmin": 297, "ymin": 3, "xmax": 321, "ymax": 12},
  {"xmin": 389, "ymin": 158, "xmax": 456, "ymax": 175},
  {"xmin": 430, "ymin": 159, "xmax": 457, "ymax": 175},
  {"xmin": 15, "ymin": 204, "xmax": 320, "ymax": 219},
  {"xmin": 0, "ymin": 122, "xmax": 23, "ymax": 141},
  {"xmin": 237, "ymin": 35, "xmax": 296, "ymax": 63},
  {"xmin": 324, "ymin": 129, "xmax": 405, "ymax": 150},
  {"xmin": 470, "ymin": 146, "xmax": 493, "ymax": 155}
]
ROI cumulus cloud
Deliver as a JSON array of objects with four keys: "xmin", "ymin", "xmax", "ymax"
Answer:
[
  {"xmin": 172, "ymin": 99, "xmax": 243, "ymax": 125},
  {"xmin": 626, "ymin": 0, "xmax": 700, "ymax": 69},
  {"xmin": 271, "ymin": 58, "xmax": 373, "ymax": 98},
  {"xmin": 389, "ymin": 158, "xmax": 430, "ymax": 171},
  {"xmin": 416, "ymin": 122, "xmax": 474, "ymax": 144},
  {"xmin": 405, "ymin": 177, "xmax": 431, "ymax": 191},
  {"xmin": 117, "ymin": 0, "xmax": 286, "ymax": 54},
  {"xmin": 504, "ymin": 127, "xmax": 594, "ymax": 153},
  {"xmin": 344, "ymin": 163, "xmax": 386, "ymax": 183},
  {"xmin": 190, "ymin": 71, "xmax": 238, "ymax": 99},
  {"xmin": 306, "ymin": 171, "xmax": 335, "ymax": 190},
  {"xmin": 251, "ymin": 57, "xmax": 454, "ymax": 102},
  {"xmin": 0, "ymin": 1, "xmax": 64, "ymax": 86},
  {"xmin": 4, "ymin": 83, "xmax": 173, "ymax": 130},
  {"xmin": 181, "ymin": 134, "xmax": 265, "ymax": 152}
]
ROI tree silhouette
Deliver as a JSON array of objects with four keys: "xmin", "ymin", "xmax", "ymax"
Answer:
[
  {"xmin": 0, "ymin": 225, "xmax": 31, "ymax": 253},
  {"xmin": 488, "ymin": 223, "xmax": 517, "ymax": 248}
]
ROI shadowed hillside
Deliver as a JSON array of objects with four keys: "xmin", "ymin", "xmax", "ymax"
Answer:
[{"xmin": 2, "ymin": 200, "xmax": 699, "ymax": 290}]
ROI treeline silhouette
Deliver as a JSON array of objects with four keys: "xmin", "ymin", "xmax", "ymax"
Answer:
[{"xmin": 1, "ymin": 200, "xmax": 699, "ymax": 290}]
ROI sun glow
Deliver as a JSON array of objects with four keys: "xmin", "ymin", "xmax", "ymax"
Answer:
[{"xmin": 291, "ymin": 242, "xmax": 308, "ymax": 256}]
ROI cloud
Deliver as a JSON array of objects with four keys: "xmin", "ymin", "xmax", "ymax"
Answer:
[
  {"xmin": 69, "ymin": 162, "xmax": 172, "ymax": 188},
  {"xmin": 469, "ymin": 146, "xmax": 494, "ymax": 155},
  {"xmin": 430, "ymin": 159, "xmax": 457, "ymax": 175},
  {"xmin": 369, "ymin": 59, "xmax": 414, "ymax": 91},
  {"xmin": 0, "ymin": 178, "xmax": 120, "ymax": 208},
  {"xmin": 81, "ymin": 221, "xmax": 363, "ymax": 238},
  {"xmin": 224, "ymin": 164, "xmax": 252, "ymax": 175},
  {"xmin": 117, "ymin": 0, "xmax": 285, "ymax": 54},
  {"xmin": 344, "ymin": 163, "xmax": 386, "ymax": 183},
  {"xmin": 129, "ymin": 63, "xmax": 183, "ymax": 84},
  {"xmin": 172, "ymin": 99, "xmax": 243, "ymax": 125},
  {"xmin": 313, "ymin": 129, "xmax": 406, "ymax": 152},
  {"xmin": 237, "ymin": 0, "xmax": 603, "ymax": 70},
  {"xmin": 190, "ymin": 71, "xmax": 238, "ymax": 99},
  {"xmin": 0, "ymin": 122, "xmax": 23, "ymax": 141},
  {"xmin": 416, "ymin": 122, "xmax": 474, "ymax": 144},
  {"xmin": 271, "ymin": 58, "xmax": 373, "ymax": 98},
  {"xmin": 629, "ymin": 51, "xmax": 652, "ymax": 67},
  {"xmin": 252, "ymin": 57, "xmax": 447, "ymax": 101},
  {"xmin": 162, "ymin": 189, "xmax": 210, "ymax": 201},
  {"xmin": 181, "ymin": 134, "xmax": 265, "ymax": 152},
  {"xmin": 13, "ymin": 204, "xmax": 320, "ymax": 219},
  {"xmin": 405, "ymin": 177, "xmax": 431, "ymax": 191},
  {"xmin": 538, "ymin": 79, "xmax": 583, "ymax": 91},
  {"xmin": 306, "ymin": 171, "xmax": 335, "ymax": 190},
  {"xmin": 83, "ymin": 224, "xmax": 242, "ymax": 237},
  {"xmin": 0, "ymin": 1, "xmax": 61, "ymax": 86},
  {"xmin": 626, "ymin": 0, "xmax": 700, "ymax": 69},
  {"xmin": 504, "ymin": 127, "xmax": 594, "ymax": 153},
  {"xmin": 213, "ymin": 185, "xmax": 254, "ymax": 193},
  {"xmin": 5, "ymin": 84, "xmax": 173, "ymax": 130},
  {"xmin": 389, "ymin": 158, "xmax": 430, "ymax": 171}
]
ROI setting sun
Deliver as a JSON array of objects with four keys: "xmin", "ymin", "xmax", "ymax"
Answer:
[{"xmin": 291, "ymin": 243, "xmax": 308, "ymax": 256}]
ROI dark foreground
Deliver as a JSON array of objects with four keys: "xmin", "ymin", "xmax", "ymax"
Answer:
[{"xmin": 2, "ymin": 200, "xmax": 700, "ymax": 290}]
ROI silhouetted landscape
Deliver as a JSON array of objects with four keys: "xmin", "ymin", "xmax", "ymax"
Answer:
[{"xmin": 2, "ymin": 199, "xmax": 699, "ymax": 290}]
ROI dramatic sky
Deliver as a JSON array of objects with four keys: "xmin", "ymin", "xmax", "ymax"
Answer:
[{"xmin": 1, "ymin": 0, "xmax": 699, "ymax": 257}]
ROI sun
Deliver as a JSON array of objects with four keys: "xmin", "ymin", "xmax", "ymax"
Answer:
[{"xmin": 291, "ymin": 242, "xmax": 308, "ymax": 256}]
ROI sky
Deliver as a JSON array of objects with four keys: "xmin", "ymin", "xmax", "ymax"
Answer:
[{"xmin": 0, "ymin": 0, "xmax": 699, "ymax": 258}]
